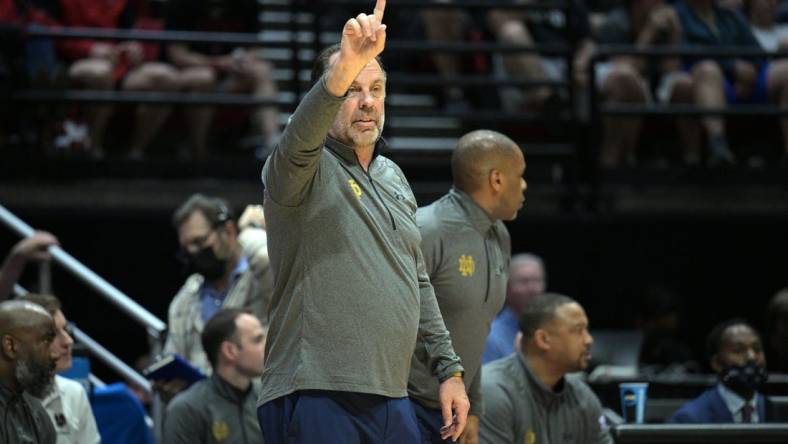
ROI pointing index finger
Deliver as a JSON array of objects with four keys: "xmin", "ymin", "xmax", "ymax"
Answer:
[{"xmin": 374, "ymin": 0, "xmax": 386, "ymax": 22}]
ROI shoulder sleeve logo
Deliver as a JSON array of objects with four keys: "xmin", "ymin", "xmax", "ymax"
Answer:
[
  {"xmin": 458, "ymin": 255, "xmax": 475, "ymax": 277},
  {"xmin": 212, "ymin": 420, "xmax": 230, "ymax": 441},
  {"xmin": 348, "ymin": 179, "xmax": 363, "ymax": 199}
]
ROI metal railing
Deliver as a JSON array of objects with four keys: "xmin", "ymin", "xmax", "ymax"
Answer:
[
  {"xmin": 318, "ymin": 0, "xmax": 569, "ymax": 9},
  {"xmin": 1, "ymin": 205, "xmax": 165, "ymax": 439},
  {"xmin": 0, "ymin": 204, "xmax": 166, "ymax": 344}
]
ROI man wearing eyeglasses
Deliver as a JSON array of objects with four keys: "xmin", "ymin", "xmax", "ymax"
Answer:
[{"xmin": 163, "ymin": 194, "xmax": 273, "ymax": 382}]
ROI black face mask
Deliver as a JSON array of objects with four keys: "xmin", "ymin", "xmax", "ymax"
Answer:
[
  {"xmin": 184, "ymin": 245, "xmax": 227, "ymax": 281},
  {"xmin": 720, "ymin": 362, "xmax": 768, "ymax": 393}
]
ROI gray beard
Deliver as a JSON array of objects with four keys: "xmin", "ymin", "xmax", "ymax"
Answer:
[{"xmin": 16, "ymin": 358, "xmax": 53, "ymax": 398}]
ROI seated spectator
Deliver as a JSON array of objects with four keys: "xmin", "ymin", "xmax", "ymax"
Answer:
[
  {"xmin": 746, "ymin": 0, "xmax": 788, "ymax": 52},
  {"xmin": 594, "ymin": 0, "xmax": 683, "ymax": 167},
  {"xmin": 0, "ymin": 300, "xmax": 57, "ymax": 444},
  {"xmin": 160, "ymin": 195, "xmax": 272, "ymax": 401},
  {"xmin": 0, "ymin": 231, "xmax": 59, "ymax": 300},
  {"xmin": 766, "ymin": 287, "xmax": 788, "ymax": 373},
  {"xmin": 483, "ymin": 253, "xmax": 546, "ymax": 364},
  {"xmin": 163, "ymin": 308, "xmax": 264, "ymax": 444},
  {"xmin": 18, "ymin": 292, "xmax": 101, "ymax": 444},
  {"xmin": 420, "ymin": 1, "xmax": 476, "ymax": 111},
  {"xmin": 486, "ymin": 0, "xmax": 595, "ymax": 112},
  {"xmin": 421, "ymin": 0, "xmax": 594, "ymax": 112},
  {"xmin": 667, "ymin": 0, "xmax": 788, "ymax": 166},
  {"xmin": 637, "ymin": 285, "xmax": 699, "ymax": 374},
  {"xmin": 479, "ymin": 293, "xmax": 612, "ymax": 444},
  {"xmin": 165, "ymin": 0, "xmax": 280, "ymax": 160},
  {"xmin": 669, "ymin": 319, "xmax": 773, "ymax": 423},
  {"xmin": 54, "ymin": 0, "xmax": 181, "ymax": 160}
]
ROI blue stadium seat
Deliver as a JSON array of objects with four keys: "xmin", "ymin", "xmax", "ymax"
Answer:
[{"xmin": 91, "ymin": 383, "xmax": 154, "ymax": 444}]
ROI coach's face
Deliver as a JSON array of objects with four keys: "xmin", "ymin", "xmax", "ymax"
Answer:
[{"xmin": 328, "ymin": 54, "xmax": 386, "ymax": 150}]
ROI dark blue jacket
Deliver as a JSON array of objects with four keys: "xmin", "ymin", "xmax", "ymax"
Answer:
[{"xmin": 668, "ymin": 387, "xmax": 768, "ymax": 423}]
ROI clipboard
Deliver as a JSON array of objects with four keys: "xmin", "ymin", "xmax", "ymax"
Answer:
[{"xmin": 142, "ymin": 353, "xmax": 206, "ymax": 386}]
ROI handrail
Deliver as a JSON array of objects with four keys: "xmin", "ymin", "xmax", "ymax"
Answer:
[
  {"xmin": 25, "ymin": 26, "xmax": 569, "ymax": 55},
  {"xmin": 11, "ymin": 90, "xmax": 289, "ymax": 107},
  {"xmin": 27, "ymin": 27, "xmax": 274, "ymax": 47},
  {"xmin": 0, "ymin": 204, "xmax": 166, "ymax": 338},
  {"xmin": 387, "ymin": 73, "xmax": 567, "ymax": 88},
  {"xmin": 593, "ymin": 44, "xmax": 777, "ymax": 59},
  {"xmin": 70, "ymin": 324, "xmax": 152, "ymax": 395},
  {"xmin": 384, "ymin": 41, "xmax": 570, "ymax": 55},
  {"xmin": 317, "ymin": 0, "xmax": 570, "ymax": 10},
  {"xmin": 600, "ymin": 103, "xmax": 788, "ymax": 117}
]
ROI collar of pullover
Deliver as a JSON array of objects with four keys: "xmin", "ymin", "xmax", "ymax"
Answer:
[
  {"xmin": 210, "ymin": 374, "xmax": 252, "ymax": 405},
  {"xmin": 518, "ymin": 352, "xmax": 566, "ymax": 404},
  {"xmin": 325, "ymin": 136, "xmax": 387, "ymax": 168},
  {"xmin": 448, "ymin": 187, "xmax": 497, "ymax": 235}
]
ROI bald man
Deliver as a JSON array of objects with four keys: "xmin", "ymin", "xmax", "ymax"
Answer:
[
  {"xmin": 0, "ymin": 300, "xmax": 57, "ymax": 444},
  {"xmin": 408, "ymin": 129, "xmax": 526, "ymax": 444}
]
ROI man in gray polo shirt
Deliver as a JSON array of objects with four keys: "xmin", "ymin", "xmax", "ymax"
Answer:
[
  {"xmin": 480, "ymin": 293, "xmax": 613, "ymax": 444},
  {"xmin": 164, "ymin": 308, "xmax": 265, "ymax": 444},
  {"xmin": 408, "ymin": 130, "xmax": 525, "ymax": 443},
  {"xmin": 257, "ymin": 1, "xmax": 469, "ymax": 442}
]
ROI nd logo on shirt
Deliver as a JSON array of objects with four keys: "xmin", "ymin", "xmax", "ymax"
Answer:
[
  {"xmin": 348, "ymin": 179, "xmax": 363, "ymax": 199},
  {"xmin": 524, "ymin": 430, "xmax": 536, "ymax": 444},
  {"xmin": 458, "ymin": 255, "xmax": 475, "ymax": 277},
  {"xmin": 212, "ymin": 420, "xmax": 229, "ymax": 441}
]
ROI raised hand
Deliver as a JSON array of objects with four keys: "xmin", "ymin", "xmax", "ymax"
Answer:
[
  {"xmin": 325, "ymin": 0, "xmax": 388, "ymax": 96},
  {"xmin": 339, "ymin": 0, "xmax": 387, "ymax": 67},
  {"xmin": 11, "ymin": 231, "xmax": 59, "ymax": 263}
]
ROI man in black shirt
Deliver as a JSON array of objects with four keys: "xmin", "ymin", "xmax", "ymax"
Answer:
[{"xmin": 0, "ymin": 300, "xmax": 57, "ymax": 444}]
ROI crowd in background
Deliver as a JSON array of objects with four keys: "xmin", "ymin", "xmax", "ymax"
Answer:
[
  {"xmin": 3, "ymin": 0, "xmax": 788, "ymax": 443},
  {"xmin": 3, "ymin": 0, "xmax": 788, "ymax": 167}
]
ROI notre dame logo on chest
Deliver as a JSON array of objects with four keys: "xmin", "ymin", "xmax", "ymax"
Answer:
[
  {"xmin": 212, "ymin": 420, "xmax": 230, "ymax": 441},
  {"xmin": 348, "ymin": 179, "xmax": 363, "ymax": 199},
  {"xmin": 458, "ymin": 255, "xmax": 475, "ymax": 277}
]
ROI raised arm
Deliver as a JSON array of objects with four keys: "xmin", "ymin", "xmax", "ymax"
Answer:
[
  {"xmin": 262, "ymin": 0, "xmax": 388, "ymax": 206},
  {"xmin": 0, "ymin": 232, "xmax": 58, "ymax": 300}
]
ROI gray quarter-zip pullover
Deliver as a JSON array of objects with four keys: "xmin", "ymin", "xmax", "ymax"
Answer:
[
  {"xmin": 164, "ymin": 375, "xmax": 260, "ymax": 444},
  {"xmin": 258, "ymin": 76, "xmax": 463, "ymax": 406},
  {"xmin": 408, "ymin": 188, "xmax": 510, "ymax": 415},
  {"xmin": 480, "ymin": 353, "xmax": 613, "ymax": 444}
]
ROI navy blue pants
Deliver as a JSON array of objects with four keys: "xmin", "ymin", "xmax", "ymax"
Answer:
[
  {"xmin": 410, "ymin": 400, "xmax": 454, "ymax": 444},
  {"xmin": 257, "ymin": 391, "xmax": 420, "ymax": 444}
]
